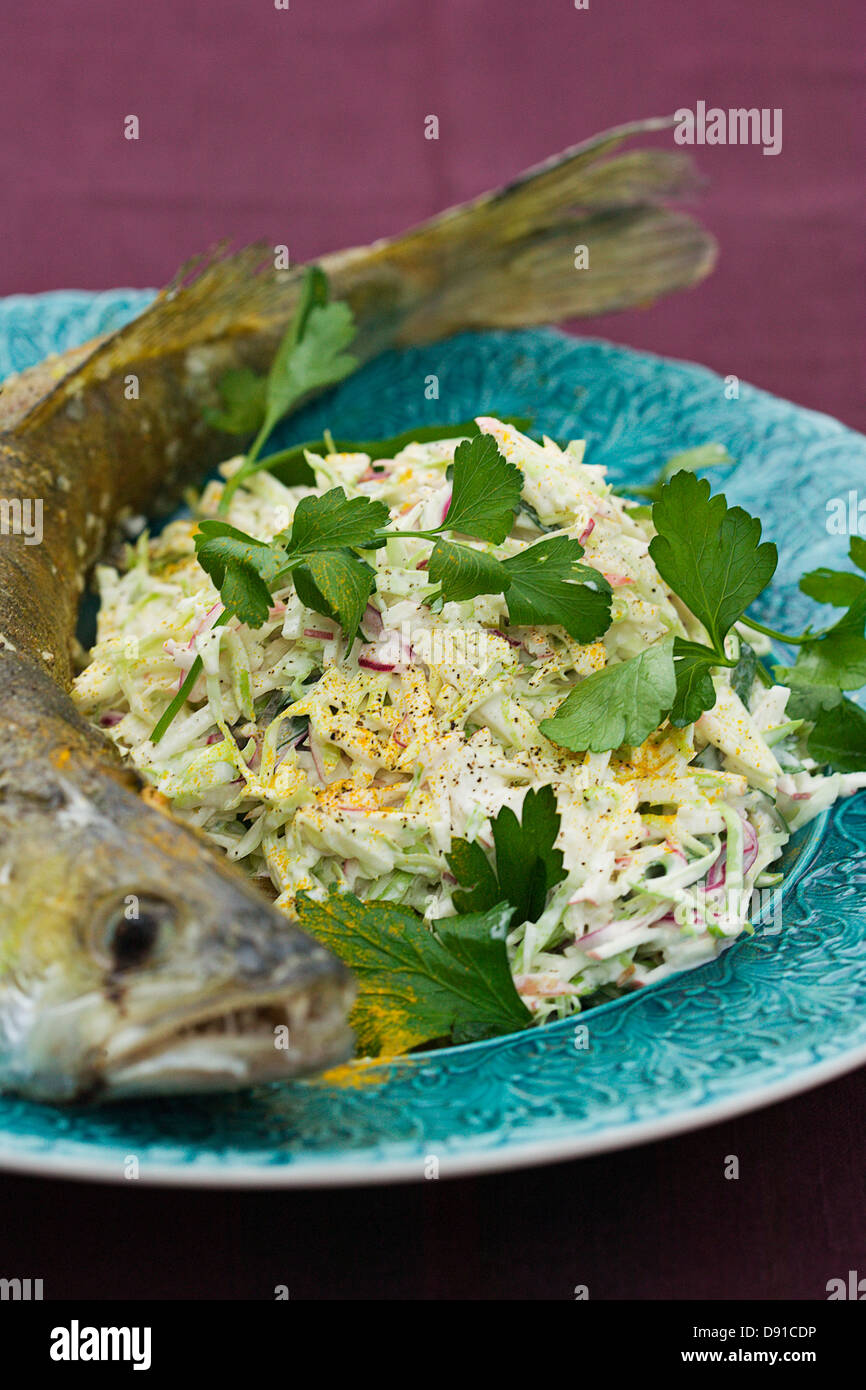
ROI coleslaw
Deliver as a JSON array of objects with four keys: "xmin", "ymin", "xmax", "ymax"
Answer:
[{"xmin": 73, "ymin": 419, "xmax": 866, "ymax": 1022}]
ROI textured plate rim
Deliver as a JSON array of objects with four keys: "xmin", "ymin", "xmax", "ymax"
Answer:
[{"xmin": 1, "ymin": 1042, "xmax": 865, "ymax": 1187}]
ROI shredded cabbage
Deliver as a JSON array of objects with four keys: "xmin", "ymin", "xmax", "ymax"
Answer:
[{"xmin": 74, "ymin": 420, "xmax": 866, "ymax": 1022}]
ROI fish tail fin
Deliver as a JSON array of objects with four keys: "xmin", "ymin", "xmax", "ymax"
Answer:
[
  {"xmin": 322, "ymin": 115, "xmax": 716, "ymax": 346},
  {"xmin": 10, "ymin": 118, "xmax": 714, "ymax": 436}
]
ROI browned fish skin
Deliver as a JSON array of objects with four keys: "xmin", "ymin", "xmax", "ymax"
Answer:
[
  {"xmin": 0, "ymin": 119, "xmax": 714, "ymax": 1101},
  {"xmin": 0, "ymin": 320, "xmax": 362, "ymax": 1098}
]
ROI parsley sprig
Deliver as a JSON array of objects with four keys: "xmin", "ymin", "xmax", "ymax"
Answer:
[
  {"xmin": 152, "ymin": 415, "xmax": 613, "ymax": 741},
  {"xmin": 542, "ymin": 470, "xmax": 866, "ymax": 770},
  {"xmin": 199, "ymin": 432, "xmax": 610, "ymax": 650},
  {"xmin": 648, "ymin": 470, "xmax": 778, "ymax": 725},
  {"xmin": 374, "ymin": 434, "xmax": 612, "ymax": 640},
  {"xmin": 211, "ymin": 266, "xmax": 358, "ymax": 514},
  {"xmin": 447, "ymin": 785, "xmax": 566, "ymax": 927},
  {"xmin": 150, "ymin": 490, "xmax": 388, "ymax": 744}
]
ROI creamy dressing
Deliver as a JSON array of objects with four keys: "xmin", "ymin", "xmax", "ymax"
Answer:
[{"xmin": 74, "ymin": 421, "xmax": 866, "ymax": 1021}]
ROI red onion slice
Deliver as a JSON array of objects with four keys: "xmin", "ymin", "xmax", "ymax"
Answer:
[
  {"xmin": 706, "ymin": 815, "xmax": 760, "ymax": 892},
  {"xmin": 358, "ymin": 649, "xmax": 396, "ymax": 671},
  {"xmin": 189, "ymin": 602, "xmax": 223, "ymax": 646},
  {"xmin": 361, "ymin": 602, "xmax": 384, "ymax": 638},
  {"xmin": 742, "ymin": 816, "xmax": 759, "ymax": 875},
  {"xmin": 706, "ymin": 846, "xmax": 727, "ymax": 892},
  {"xmin": 578, "ymin": 920, "xmax": 620, "ymax": 946},
  {"xmin": 308, "ymin": 735, "xmax": 326, "ymax": 783}
]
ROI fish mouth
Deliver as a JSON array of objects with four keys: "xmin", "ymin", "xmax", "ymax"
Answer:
[{"xmin": 99, "ymin": 975, "xmax": 355, "ymax": 1100}]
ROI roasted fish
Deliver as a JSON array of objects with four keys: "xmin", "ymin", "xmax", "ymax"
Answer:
[{"xmin": 0, "ymin": 119, "xmax": 713, "ymax": 1101}]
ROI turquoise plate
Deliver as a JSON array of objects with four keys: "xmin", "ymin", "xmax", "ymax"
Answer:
[{"xmin": 1, "ymin": 290, "xmax": 865, "ymax": 1187}]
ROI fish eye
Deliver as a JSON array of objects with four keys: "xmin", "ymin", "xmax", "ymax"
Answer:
[{"xmin": 98, "ymin": 895, "xmax": 176, "ymax": 972}]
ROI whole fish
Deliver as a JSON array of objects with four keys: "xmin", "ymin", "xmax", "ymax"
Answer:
[{"xmin": 0, "ymin": 118, "xmax": 713, "ymax": 1102}]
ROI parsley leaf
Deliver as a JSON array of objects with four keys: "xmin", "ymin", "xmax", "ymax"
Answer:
[
  {"xmin": 798, "ymin": 540, "xmax": 866, "ymax": 610},
  {"xmin": 448, "ymin": 785, "xmax": 566, "ymax": 927},
  {"xmin": 204, "ymin": 368, "xmax": 267, "ymax": 435},
  {"xmin": 425, "ymin": 534, "xmax": 613, "ymax": 637},
  {"xmin": 649, "ymin": 471, "xmax": 778, "ymax": 653},
  {"xmin": 445, "ymin": 839, "xmax": 501, "ymax": 915},
  {"xmin": 779, "ymin": 542, "xmax": 866, "ymax": 692},
  {"xmin": 787, "ymin": 687, "xmax": 866, "ymax": 772},
  {"xmin": 283, "ymin": 488, "xmax": 389, "ymax": 556},
  {"xmin": 799, "ymin": 568, "xmax": 866, "ymax": 608},
  {"xmin": 492, "ymin": 785, "xmax": 566, "ymax": 924},
  {"xmin": 195, "ymin": 490, "xmax": 387, "ymax": 646},
  {"xmin": 775, "ymin": 593, "xmax": 866, "ymax": 692},
  {"xmin": 730, "ymin": 638, "xmax": 768, "ymax": 708},
  {"xmin": 295, "ymin": 891, "xmax": 530, "ymax": 1054},
  {"xmin": 440, "ymin": 433, "xmax": 523, "ymax": 542},
  {"xmin": 669, "ymin": 638, "xmax": 720, "ymax": 726},
  {"xmin": 434, "ymin": 912, "xmax": 532, "ymax": 1044},
  {"xmin": 427, "ymin": 539, "xmax": 510, "ymax": 604},
  {"xmin": 540, "ymin": 636, "xmax": 677, "ymax": 752},
  {"xmin": 193, "ymin": 521, "xmax": 287, "ymax": 627},
  {"xmin": 809, "ymin": 697, "xmax": 866, "ymax": 770},
  {"xmin": 293, "ymin": 551, "xmax": 376, "ymax": 646},
  {"xmin": 217, "ymin": 267, "xmax": 358, "ymax": 513},
  {"xmin": 501, "ymin": 536, "xmax": 612, "ymax": 642},
  {"xmin": 261, "ymin": 296, "xmax": 356, "ymax": 447}
]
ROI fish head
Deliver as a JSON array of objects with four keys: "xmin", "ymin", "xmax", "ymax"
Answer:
[{"xmin": 0, "ymin": 757, "xmax": 354, "ymax": 1102}]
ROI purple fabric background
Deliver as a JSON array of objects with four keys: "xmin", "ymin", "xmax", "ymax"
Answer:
[
  {"xmin": 0, "ymin": 1, "xmax": 863, "ymax": 1300},
  {"xmin": 0, "ymin": 0, "xmax": 862, "ymax": 428}
]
